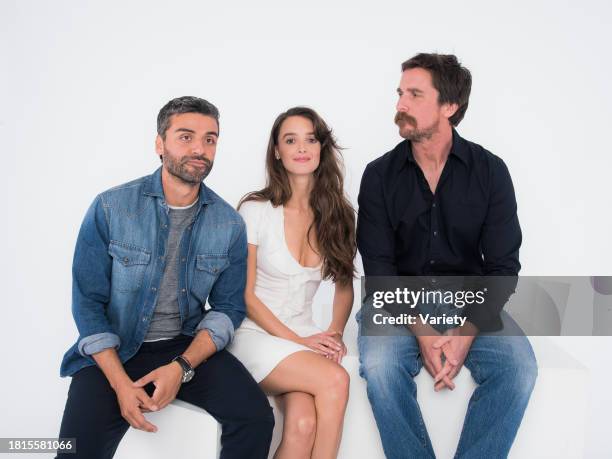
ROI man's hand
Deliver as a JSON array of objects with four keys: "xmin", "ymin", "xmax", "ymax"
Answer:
[
  {"xmin": 432, "ymin": 326, "xmax": 476, "ymax": 391},
  {"xmin": 114, "ymin": 380, "xmax": 159, "ymax": 432},
  {"xmin": 417, "ymin": 335, "xmax": 458, "ymax": 391},
  {"xmin": 133, "ymin": 362, "xmax": 183, "ymax": 411},
  {"xmin": 91, "ymin": 349, "xmax": 159, "ymax": 432}
]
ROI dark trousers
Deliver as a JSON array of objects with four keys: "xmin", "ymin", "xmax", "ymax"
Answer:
[{"xmin": 57, "ymin": 335, "xmax": 274, "ymax": 459}]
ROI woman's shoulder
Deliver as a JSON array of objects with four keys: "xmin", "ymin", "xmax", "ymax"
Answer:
[
  {"xmin": 238, "ymin": 198, "xmax": 276, "ymax": 229},
  {"xmin": 238, "ymin": 199, "xmax": 277, "ymax": 246},
  {"xmin": 238, "ymin": 198, "xmax": 273, "ymax": 216}
]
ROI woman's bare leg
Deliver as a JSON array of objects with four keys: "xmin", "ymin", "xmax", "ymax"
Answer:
[
  {"xmin": 273, "ymin": 392, "xmax": 317, "ymax": 459},
  {"xmin": 261, "ymin": 351, "xmax": 349, "ymax": 459}
]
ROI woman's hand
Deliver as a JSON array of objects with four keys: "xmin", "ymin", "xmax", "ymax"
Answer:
[
  {"xmin": 325, "ymin": 330, "xmax": 347, "ymax": 364},
  {"xmin": 295, "ymin": 331, "xmax": 344, "ymax": 360}
]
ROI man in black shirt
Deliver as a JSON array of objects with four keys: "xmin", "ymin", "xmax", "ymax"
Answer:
[{"xmin": 357, "ymin": 54, "xmax": 537, "ymax": 459}]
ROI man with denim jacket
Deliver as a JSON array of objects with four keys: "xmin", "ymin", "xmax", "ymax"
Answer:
[{"xmin": 56, "ymin": 96, "xmax": 274, "ymax": 459}]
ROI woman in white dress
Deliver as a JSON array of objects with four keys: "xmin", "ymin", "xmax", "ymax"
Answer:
[{"xmin": 228, "ymin": 107, "xmax": 356, "ymax": 459}]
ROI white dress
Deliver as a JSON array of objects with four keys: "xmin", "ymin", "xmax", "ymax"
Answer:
[{"xmin": 227, "ymin": 199, "xmax": 323, "ymax": 382}]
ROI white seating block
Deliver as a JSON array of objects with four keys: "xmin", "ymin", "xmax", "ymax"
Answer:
[{"xmin": 118, "ymin": 336, "xmax": 587, "ymax": 459}]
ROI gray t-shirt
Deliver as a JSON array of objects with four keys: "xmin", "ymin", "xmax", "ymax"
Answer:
[{"xmin": 144, "ymin": 199, "xmax": 199, "ymax": 342}]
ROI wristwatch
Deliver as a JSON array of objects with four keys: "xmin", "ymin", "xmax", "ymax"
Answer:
[{"xmin": 172, "ymin": 355, "xmax": 195, "ymax": 383}]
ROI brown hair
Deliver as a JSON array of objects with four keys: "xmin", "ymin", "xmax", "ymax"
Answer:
[
  {"xmin": 239, "ymin": 107, "xmax": 356, "ymax": 285},
  {"xmin": 402, "ymin": 53, "xmax": 472, "ymax": 126}
]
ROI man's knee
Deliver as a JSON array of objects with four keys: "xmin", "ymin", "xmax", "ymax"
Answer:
[
  {"xmin": 246, "ymin": 395, "xmax": 275, "ymax": 431},
  {"xmin": 360, "ymin": 335, "xmax": 417, "ymax": 376},
  {"xmin": 507, "ymin": 350, "xmax": 538, "ymax": 396},
  {"xmin": 359, "ymin": 350, "xmax": 414, "ymax": 390},
  {"xmin": 480, "ymin": 337, "xmax": 538, "ymax": 396},
  {"xmin": 225, "ymin": 404, "xmax": 274, "ymax": 438},
  {"xmin": 253, "ymin": 410, "xmax": 275, "ymax": 434}
]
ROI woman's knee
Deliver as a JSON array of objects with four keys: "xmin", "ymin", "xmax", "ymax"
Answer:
[
  {"xmin": 283, "ymin": 413, "xmax": 317, "ymax": 447},
  {"xmin": 320, "ymin": 365, "xmax": 350, "ymax": 404}
]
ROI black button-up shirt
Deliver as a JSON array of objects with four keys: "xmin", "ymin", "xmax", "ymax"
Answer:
[{"xmin": 357, "ymin": 130, "xmax": 522, "ymax": 330}]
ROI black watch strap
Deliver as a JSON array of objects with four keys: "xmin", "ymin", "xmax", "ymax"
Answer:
[
  {"xmin": 173, "ymin": 355, "xmax": 193, "ymax": 373},
  {"xmin": 172, "ymin": 355, "xmax": 195, "ymax": 383}
]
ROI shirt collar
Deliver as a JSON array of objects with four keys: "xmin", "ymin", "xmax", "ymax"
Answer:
[{"xmin": 142, "ymin": 166, "xmax": 214, "ymax": 205}]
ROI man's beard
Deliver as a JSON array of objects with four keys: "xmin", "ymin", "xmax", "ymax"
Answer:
[
  {"xmin": 163, "ymin": 148, "xmax": 213, "ymax": 185},
  {"xmin": 394, "ymin": 111, "xmax": 438, "ymax": 142}
]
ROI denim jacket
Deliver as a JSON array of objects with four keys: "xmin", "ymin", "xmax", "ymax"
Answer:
[{"xmin": 60, "ymin": 167, "xmax": 247, "ymax": 377}]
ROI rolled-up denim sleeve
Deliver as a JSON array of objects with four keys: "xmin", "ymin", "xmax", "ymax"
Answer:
[
  {"xmin": 72, "ymin": 195, "xmax": 120, "ymax": 356},
  {"xmin": 196, "ymin": 222, "xmax": 247, "ymax": 351},
  {"xmin": 196, "ymin": 311, "xmax": 235, "ymax": 351},
  {"xmin": 78, "ymin": 332, "xmax": 121, "ymax": 356}
]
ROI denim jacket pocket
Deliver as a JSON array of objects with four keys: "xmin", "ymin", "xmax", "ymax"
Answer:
[
  {"xmin": 108, "ymin": 241, "xmax": 151, "ymax": 293},
  {"xmin": 192, "ymin": 254, "xmax": 230, "ymax": 302}
]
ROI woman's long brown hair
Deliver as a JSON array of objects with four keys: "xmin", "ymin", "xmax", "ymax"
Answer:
[{"xmin": 239, "ymin": 107, "xmax": 356, "ymax": 285}]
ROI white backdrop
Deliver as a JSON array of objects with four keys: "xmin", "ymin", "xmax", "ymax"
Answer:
[{"xmin": 2, "ymin": 0, "xmax": 611, "ymax": 457}]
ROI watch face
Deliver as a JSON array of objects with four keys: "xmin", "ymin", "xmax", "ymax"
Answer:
[
  {"xmin": 174, "ymin": 356, "xmax": 194, "ymax": 383},
  {"xmin": 182, "ymin": 369, "xmax": 195, "ymax": 383}
]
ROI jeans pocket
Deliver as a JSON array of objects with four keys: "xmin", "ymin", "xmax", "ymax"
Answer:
[{"xmin": 108, "ymin": 241, "xmax": 151, "ymax": 293}]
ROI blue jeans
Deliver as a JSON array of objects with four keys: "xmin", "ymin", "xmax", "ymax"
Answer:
[{"xmin": 357, "ymin": 312, "xmax": 537, "ymax": 459}]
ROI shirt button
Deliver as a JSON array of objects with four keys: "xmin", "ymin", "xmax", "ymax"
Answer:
[
  {"xmin": 142, "ymin": 317, "xmax": 147, "ymax": 322},
  {"xmin": 181, "ymin": 258, "xmax": 186, "ymax": 262},
  {"xmin": 151, "ymin": 287, "xmax": 157, "ymax": 291},
  {"xmin": 163, "ymin": 224, "xmax": 168, "ymax": 229},
  {"xmin": 430, "ymin": 259, "xmax": 435, "ymax": 265},
  {"xmin": 432, "ymin": 203, "xmax": 437, "ymax": 208},
  {"xmin": 182, "ymin": 288, "xmax": 186, "ymax": 293},
  {"xmin": 433, "ymin": 231, "xmax": 438, "ymax": 236},
  {"xmin": 123, "ymin": 257, "xmax": 129, "ymax": 263}
]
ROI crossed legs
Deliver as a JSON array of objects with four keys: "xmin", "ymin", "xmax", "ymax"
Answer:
[{"xmin": 260, "ymin": 351, "xmax": 350, "ymax": 459}]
